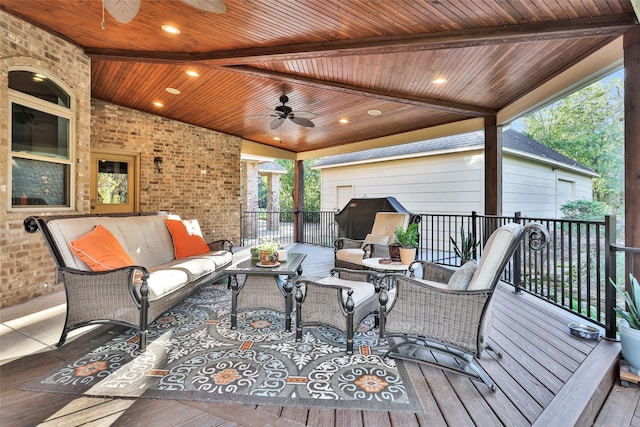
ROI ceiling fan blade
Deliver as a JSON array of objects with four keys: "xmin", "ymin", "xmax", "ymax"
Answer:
[
  {"xmin": 289, "ymin": 116, "xmax": 315, "ymax": 128},
  {"xmin": 102, "ymin": 0, "xmax": 141, "ymax": 23},
  {"xmin": 180, "ymin": 0, "xmax": 226, "ymax": 13},
  {"xmin": 292, "ymin": 111, "xmax": 317, "ymax": 119},
  {"xmin": 270, "ymin": 117, "xmax": 286, "ymax": 130}
]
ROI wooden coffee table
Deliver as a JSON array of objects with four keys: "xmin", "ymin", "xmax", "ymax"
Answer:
[{"xmin": 224, "ymin": 252, "xmax": 306, "ymax": 331}]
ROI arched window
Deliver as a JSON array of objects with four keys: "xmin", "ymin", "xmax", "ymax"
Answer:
[{"xmin": 8, "ymin": 70, "xmax": 74, "ymax": 210}]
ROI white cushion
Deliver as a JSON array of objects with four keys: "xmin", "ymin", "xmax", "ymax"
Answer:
[
  {"xmin": 448, "ymin": 260, "xmax": 478, "ymax": 290},
  {"xmin": 47, "ymin": 214, "xmax": 176, "ymax": 270},
  {"xmin": 317, "ymin": 276, "xmax": 376, "ymax": 306},
  {"xmin": 362, "ymin": 233, "xmax": 390, "ymax": 248},
  {"xmin": 467, "ymin": 223, "xmax": 521, "ymax": 291},
  {"xmin": 413, "ymin": 278, "xmax": 448, "ymax": 290},
  {"xmin": 144, "ymin": 268, "xmax": 190, "ymax": 301},
  {"xmin": 157, "ymin": 250, "xmax": 232, "ymax": 281},
  {"xmin": 336, "ymin": 248, "xmax": 366, "ymax": 264},
  {"xmin": 370, "ymin": 212, "xmax": 410, "ymax": 236}
]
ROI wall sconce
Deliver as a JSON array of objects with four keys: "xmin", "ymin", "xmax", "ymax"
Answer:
[{"xmin": 154, "ymin": 156, "xmax": 163, "ymax": 173}]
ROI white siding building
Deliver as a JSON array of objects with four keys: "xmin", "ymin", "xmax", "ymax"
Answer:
[{"xmin": 314, "ymin": 130, "xmax": 597, "ymax": 218}]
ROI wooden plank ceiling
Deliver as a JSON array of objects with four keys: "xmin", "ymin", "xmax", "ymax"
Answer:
[{"xmin": 0, "ymin": 0, "xmax": 637, "ymax": 155}]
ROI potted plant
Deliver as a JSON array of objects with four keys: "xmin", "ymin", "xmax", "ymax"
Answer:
[
  {"xmin": 393, "ymin": 223, "xmax": 419, "ymax": 265},
  {"xmin": 450, "ymin": 226, "xmax": 479, "ymax": 264},
  {"xmin": 256, "ymin": 238, "xmax": 280, "ymax": 265},
  {"xmin": 612, "ymin": 274, "xmax": 640, "ymax": 375}
]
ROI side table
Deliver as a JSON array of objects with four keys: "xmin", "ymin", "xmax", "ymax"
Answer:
[{"xmin": 361, "ymin": 257, "xmax": 410, "ymax": 274}]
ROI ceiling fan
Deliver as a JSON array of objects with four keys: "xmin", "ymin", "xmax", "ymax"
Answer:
[
  {"xmin": 269, "ymin": 95, "xmax": 317, "ymax": 130},
  {"xmin": 102, "ymin": 0, "xmax": 226, "ymax": 24}
]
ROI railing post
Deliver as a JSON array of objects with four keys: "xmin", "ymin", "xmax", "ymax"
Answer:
[
  {"xmin": 471, "ymin": 211, "xmax": 478, "ymax": 260},
  {"xmin": 604, "ymin": 214, "xmax": 617, "ymax": 339},
  {"xmin": 513, "ymin": 212, "xmax": 523, "ymax": 294}
]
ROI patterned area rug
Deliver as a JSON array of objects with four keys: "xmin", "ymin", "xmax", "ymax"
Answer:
[{"xmin": 23, "ymin": 283, "xmax": 421, "ymax": 412}]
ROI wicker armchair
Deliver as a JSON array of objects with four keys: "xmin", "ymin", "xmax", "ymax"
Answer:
[
  {"xmin": 334, "ymin": 212, "xmax": 411, "ymax": 269},
  {"xmin": 379, "ymin": 222, "xmax": 549, "ymax": 390},
  {"xmin": 295, "ymin": 268, "xmax": 382, "ymax": 354}
]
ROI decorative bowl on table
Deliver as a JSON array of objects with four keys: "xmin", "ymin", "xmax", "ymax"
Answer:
[{"xmin": 258, "ymin": 250, "xmax": 279, "ymax": 266}]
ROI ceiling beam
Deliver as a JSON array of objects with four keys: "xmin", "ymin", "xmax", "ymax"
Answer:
[
  {"xmin": 85, "ymin": 15, "xmax": 638, "ymax": 65},
  {"xmin": 224, "ymin": 65, "xmax": 496, "ymax": 117}
]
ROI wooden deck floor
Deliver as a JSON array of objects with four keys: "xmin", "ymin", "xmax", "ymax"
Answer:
[{"xmin": 0, "ymin": 244, "xmax": 633, "ymax": 426}]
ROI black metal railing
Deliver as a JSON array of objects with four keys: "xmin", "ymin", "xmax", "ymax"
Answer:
[
  {"xmin": 240, "ymin": 210, "xmax": 337, "ymax": 248},
  {"xmin": 240, "ymin": 209, "xmax": 625, "ymax": 336},
  {"xmin": 606, "ymin": 235, "xmax": 640, "ymax": 339}
]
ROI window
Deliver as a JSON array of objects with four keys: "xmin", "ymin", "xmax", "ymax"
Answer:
[{"xmin": 8, "ymin": 70, "xmax": 74, "ymax": 210}]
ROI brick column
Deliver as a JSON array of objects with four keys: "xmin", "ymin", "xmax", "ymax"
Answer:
[
  {"xmin": 266, "ymin": 173, "xmax": 280, "ymax": 231},
  {"xmin": 242, "ymin": 160, "xmax": 260, "ymax": 238}
]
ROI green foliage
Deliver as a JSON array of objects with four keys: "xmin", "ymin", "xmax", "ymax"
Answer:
[
  {"xmin": 612, "ymin": 275, "xmax": 640, "ymax": 330},
  {"xmin": 97, "ymin": 172, "xmax": 128, "ymax": 204},
  {"xmin": 258, "ymin": 176, "xmax": 267, "ymax": 209},
  {"xmin": 275, "ymin": 158, "xmax": 321, "ymax": 213},
  {"xmin": 394, "ymin": 223, "xmax": 419, "ymax": 248},
  {"xmin": 450, "ymin": 227, "xmax": 479, "ymax": 260},
  {"xmin": 522, "ymin": 77, "xmax": 624, "ymax": 213},
  {"xmin": 256, "ymin": 238, "xmax": 279, "ymax": 254},
  {"xmin": 560, "ymin": 199, "xmax": 608, "ymax": 220}
]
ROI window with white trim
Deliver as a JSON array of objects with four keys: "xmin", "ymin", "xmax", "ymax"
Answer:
[{"xmin": 9, "ymin": 70, "xmax": 74, "ymax": 210}]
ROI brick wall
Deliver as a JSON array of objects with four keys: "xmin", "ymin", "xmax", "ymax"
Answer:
[
  {"xmin": 91, "ymin": 100, "xmax": 242, "ymax": 241},
  {"xmin": 0, "ymin": 9, "xmax": 91, "ymax": 307},
  {"xmin": 0, "ymin": 10, "xmax": 241, "ymax": 307}
]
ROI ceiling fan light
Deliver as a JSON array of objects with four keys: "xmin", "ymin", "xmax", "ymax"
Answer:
[{"xmin": 161, "ymin": 24, "xmax": 181, "ymax": 34}]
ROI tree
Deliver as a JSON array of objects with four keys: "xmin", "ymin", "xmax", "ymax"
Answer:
[
  {"xmin": 275, "ymin": 158, "xmax": 321, "ymax": 212},
  {"xmin": 522, "ymin": 77, "xmax": 624, "ymax": 214}
]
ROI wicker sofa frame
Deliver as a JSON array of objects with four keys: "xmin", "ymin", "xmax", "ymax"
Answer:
[{"xmin": 23, "ymin": 213, "xmax": 233, "ymax": 351}]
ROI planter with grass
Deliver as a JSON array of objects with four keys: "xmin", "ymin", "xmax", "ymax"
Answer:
[{"xmin": 613, "ymin": 274, "xmax": 640, "ymax": 375}]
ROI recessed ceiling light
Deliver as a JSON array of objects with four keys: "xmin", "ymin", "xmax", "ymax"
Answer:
[
  {"xmin": 166, "ymin": 87, "xmax": 181, "ymax": 95},
  {"xmin": 186, "ymin": 70, "xmax": 200, "ymax": 77},
  {"xmin": 153, "ymin": 101, "xmax": 164, "ymax": 107},
  {"xmin": 432, "ymin": 77, "xmax": 448, "ymax": 85},
  {"xmin": 161, "ymin": 25, "xmax": 181, "ymax": 34},
  {"xmin": 367, "ymin": 109, "xmax": 382, "ymax": 116},
  {"xmin": 339, "ymin": 118, "xmax": 349, "ymax": 124},
  {"xmin": 273, "ymin": 137, "xmax": 281, "ymax": 141}
]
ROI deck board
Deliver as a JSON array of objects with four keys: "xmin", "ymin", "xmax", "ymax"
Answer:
[
  {"xmin": 490, "ymin": 328, "xmax": 564, "ymax": 394},
  {"xmin": 0, "ymin": 244, "xmax": 625, "ymax": 426},
  {"xmin": 422, "ymin": 364, "xmax": 476, "ymax": 425}
]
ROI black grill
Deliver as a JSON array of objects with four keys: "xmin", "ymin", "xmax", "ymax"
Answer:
[{"xmin": 334, "ymin": 197, "xmax": 420, "ymax": 240}]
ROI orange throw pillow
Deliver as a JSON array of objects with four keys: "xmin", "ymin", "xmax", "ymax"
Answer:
[
  {"xmin": 69, "ymin": 224, "xmax": 134, "ymax": 271},
  {"xmin": 165, "ymin": 219, "xmax": 210, "ymax": 259}
]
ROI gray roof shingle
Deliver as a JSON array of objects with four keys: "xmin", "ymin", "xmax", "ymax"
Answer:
[{"xmin": 314, "ymin": 129, "xmax": 594, "ymax": 174}]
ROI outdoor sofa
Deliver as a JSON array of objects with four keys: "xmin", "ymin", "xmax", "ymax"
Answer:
[{"xmin": 24, "ymin": 212, "xmax": 233, "ymax": 351}]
